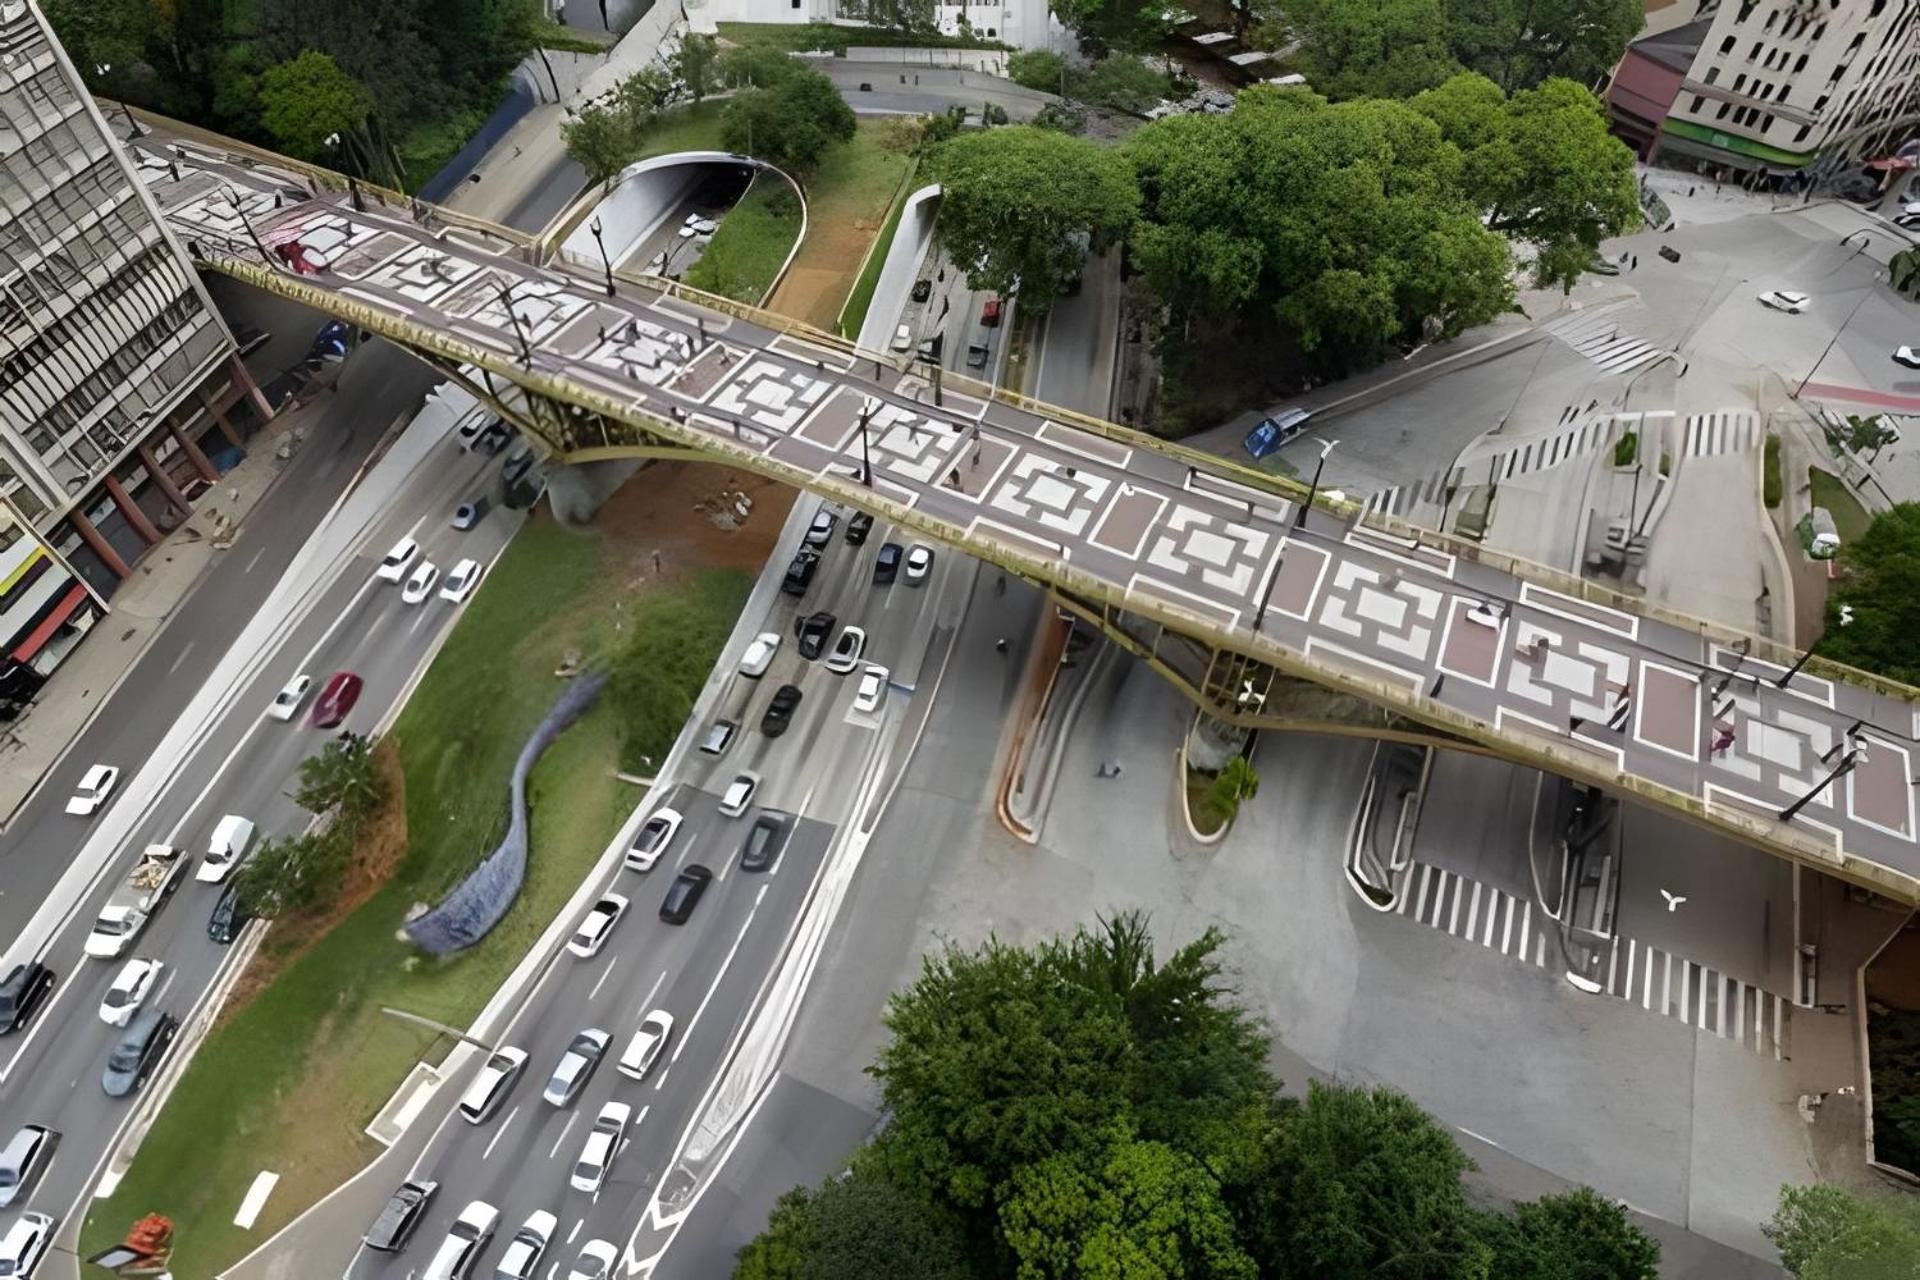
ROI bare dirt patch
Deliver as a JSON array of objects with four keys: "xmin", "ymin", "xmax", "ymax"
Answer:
[
  {"xmin": 589, "ymin": 459, "xmax": 795, "ymax": 585},
  {"xmin": 215, "ymin": 740, "xmax": 410, "ymax": 1029}
]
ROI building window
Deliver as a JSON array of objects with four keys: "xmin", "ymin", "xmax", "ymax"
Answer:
[
  {"xmin": 1720, "ymin": 34, "xmax": 1736, "ymax": 53},
  {"xmin": 1704, "ymin": 66, "xmax": 1720, "ymax": 84},
  {"xmin": 1690, "ymin": 94, "xmax": 1706, "ymax": 113},
  {"xmin": 1717, "ymin": 101, "xmax": 1733, "ymax": 119},
  {"xmin": 1734, "ymin": 73, "xmax": 1747, "ymax": 90},
  {"xmin": 1794, "ymin": 124, "xmax": 1811, "ymax": 142},
  {"xmin": 1794, "ymin": 52, "xmax": 1808, "ymax": 71},
  {"xmin": 1748, "ymin": 39, "xmax": 1763, "ymax": 59}
]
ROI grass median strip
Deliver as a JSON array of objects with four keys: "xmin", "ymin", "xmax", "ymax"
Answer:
[
  {"xmin": 686, "ymin": 174, "xmax": 804, "ymax": 305},
  {"xmin": 84, "ymin": 510, "xmax": 753, "ymax": 1276}
]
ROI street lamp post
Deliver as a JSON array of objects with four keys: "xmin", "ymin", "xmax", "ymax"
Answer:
[
  {"xmin": 587, "ymin": 217, "xmax": 616, "ymax": 298},
  {"xmin": 857, "ymin": 396, "xmax": 875, "ymax": 488},
  {"xmin": 496, "ymin": 281, "xmax": 535, "ymax": 366},
  {"xmin": 1251, "ymin": 537, "xmax": 1286, "ymax": 635},
  {"xmin": 1780, "ymin": 737, "xmax": 1867, "ymax": 823},
  {"xmin": 1775, "ymin": 605, "xmax": 1853, "ymax": 687},
  {"xmin": 1293, "ymin": 438, "xmax": 1338, "ymax": 530}
]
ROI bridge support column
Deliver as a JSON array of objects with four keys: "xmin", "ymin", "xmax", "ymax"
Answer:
[{"xmin": 547, "ymin": 458, "xmax": 648, "ymax": 525}]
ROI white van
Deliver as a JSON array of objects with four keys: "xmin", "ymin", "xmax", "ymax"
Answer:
[{"xmin": 196, "ymin": 815, "xmax": 257, "ymax": 884}]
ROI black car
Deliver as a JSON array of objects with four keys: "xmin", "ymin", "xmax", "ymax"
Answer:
[
  {"xmin": 761, "ymin": 684, "xmax": 803, "ymax": 738},
  {"xmin": 781, "ymin": 549, "xmax": 819, "ymax": 598},
  {"xmin": 474, "ymin": 421, "xmax": 511, "ymax": 455},
  {"xmin": 911, "ymin": 278, "xmax": 932, "ymax": 303},
  {"xmin": 365, "ymin": 1179, "xmax": 438, "ymax": 1252},
  {"xmin": 101, "ymin": 1008, "xmax": 178, "ymax": 1098},
  {"xmin": 659, "ymin": 864, "xmax": 714, "ymax": 925},
  {"xmin": 0, "ymin": 964, "xmax": 53, "ymax": 1035},
  {"xmin": 873, "ymin": 542, "xmax": 903, "ymax": 585},
  {"xmin": 502, "ymin": 446, "xmax": 537, "ymax": 487},
  {"xmin": 845, "ymin": 513, "xmax": 874, "ymax": 546},
  {"xmin": 740, "ymin": 812, "xmax": 790, "ymax": 872},
  {"xmin": 208, "ymin": 883, "xmax": 253, "ymax": 945},
  {"xmin": 795, "ymin": 611, "xmax": 836, "ymax": 659}
]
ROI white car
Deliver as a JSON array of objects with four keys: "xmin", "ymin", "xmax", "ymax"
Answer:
[
  {"xmin": 567, "ymin": 1239, "xmax": 619, "ymax": 1280},
  {"xmin": 718, "ymin": 770, "xmax": 759, "ymax": 818},
  {"xmin": 493, "ymin": 1209, "xmax": 556, "ymax": 1280},
  {"xmin": 824, "ymin": 625, "xmax": 867, "ymax": 674},
  {"xmin": 679, "ymin": 214, "xmax": 717, "ymax": 239},
  {"xmin": 421, "ymin": 1199, "xmax": 496, "ymax": 1280},
  {"xmin": 740, "ymin": 632, "xmax": 781, "ymax": 678},
  {"xmin": 570, "ymin": 1100, "xmax": 631, "ymax": 1193},
  {"xmin": 891, "ymin": 323, "xmax": 913, "ymax": 352},
  {"xmin": 854, "ymin": 664, "xmax": 888, "ymax": 714},
  {"xmin": 905, "ymin": 544, "xmax": 934, "ymax": 585},
  {"xmin": 0, "ymin": 1212, "xmax": 53, "ymax": 1279},
  {"xmin": 99, "ymin": 957, "xmax": 163, "ymax": 1027},
  {"xmin": 566, "ymin": 893, "xmax": 630, "ymax": 959},
  {"xmin": 625, "ymin": 808, "xmax": 682, "ymax": 873},
  {"xmin": 618, "ymin": 1009, "xmax": 674, "ymax": 1080},
  {"xmin": 1894, "ymin": 346, "xmax": 1920, "ymax": 370},
  {"xmin": 373, "ymin": 537, "xmax": 418, "ymax": 583},
  {"xmin": 401, "ymin": 561, "xmax": 440, "ymax": 604},
  {"xmin": 1758, "ymin": 289, "xmax": 1810, "ymax": 313},
  {"xmin": 65, "ymin": 764, "xmax": 119, "ymax": 816},
  {"xmin": 439, "ymin": 558, "xmax": 482, "ymax": 603},
  {"xmin": 266, "ymin": 673, "xmax": 311, "ymax": 721}
]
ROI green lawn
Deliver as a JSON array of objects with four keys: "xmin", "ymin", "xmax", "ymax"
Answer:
[
  {"xmin": 633, "ymin": 100, "xmax": 728, "ymax": 161},
  {"xmin": 84, "ymin": 518, "xmax": 751, "ymax": 1276},
  {"xmin": 686, "ymin": 174, "xmax": 804, "ymax": 304},
  {"xmin": 837, "ymin": 160, "xmax": 917, "ymax": 338},
  {"xmin": 1809, "ymin": 466, "xmax": 1872, "ymax": 545}
]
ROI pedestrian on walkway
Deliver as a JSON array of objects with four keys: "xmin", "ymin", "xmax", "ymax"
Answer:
[
  {"xmin": 1631, "ymin": 254, "xmax": 1639, "ymax": 270},
  {"xmin": 995, "ymin": 637, "xmax": 1008, "ymax": 653},
  {"xmin": 1711, "ymin": 722, "xmax": 1737, "ymax": 756}
]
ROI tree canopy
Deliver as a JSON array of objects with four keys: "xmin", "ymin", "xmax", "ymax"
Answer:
[
  {"xmin": 1441, "ymin": 0, "xmax": 1642, "ymax": 92},
  {"xmin": 1289, "ymin": 0, "xmax": 1462, "ymax": 100},
  {"xmin": 742, "ymin": 914, "xmax": 1659, "ymax": 1280},
  {"xmin": 1817, "ymin": 503, "xmax": 1920, "ymax": 684},
  {"xmin": 928, "ymin": 128, "xmax": 1140, "ymax": 304},
  {"xmin": 721, "ymin": 67, "xmax": 857, "ymax": 173},
  {"xmin": 256, "ymin": 52, "xmax": 371, "ymax": 164},
  {"xmin": 1766, "ymin": 1183, "xmax": 1920, "ymax": 1280}
]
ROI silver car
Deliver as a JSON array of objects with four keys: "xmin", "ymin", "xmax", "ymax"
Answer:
[{"xmin": 542, "ymin": 1029, "xmax": 610, "ymax": 1107}]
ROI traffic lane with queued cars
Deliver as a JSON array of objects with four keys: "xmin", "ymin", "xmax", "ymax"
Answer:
[
  {"xmin": 352, "ymin": 784, "xmax": 838, "ymax": 1280},
  {"xmin": 353, "ymin": 517, "xmax": 958, "ymax": 1275},
  {"xmin": 0, "ymin": 446, "xmax": 516, "ymax": 1247}
]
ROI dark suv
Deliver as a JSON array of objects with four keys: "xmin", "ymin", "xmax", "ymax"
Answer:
[
  {"xmin": 740, "ymin": 813, "xmax": 790, "ymax": 873},
  {"xmin": 795, "ymin": 611, "xmax": 836, "ymax": 659},
  {"xmin": 659, "ymin": 865, "xmax": 714, "ymax": 925},
  {"xmin": 365, "ymin": 1179, "xmax": 438, "ymax": 1252},
  {"xmin": 845, "ymin": 513, "xmax": 874, "ymax": 546},
  {"xmin": 208, "ymin": 883, "xmax": 253, "ymax": 945},
  {"xmin": 760, "ymin": 685, "xmax": 803, "ymax": 738},
  {"xmin": 873, "ymin": 542, "xmax": 902, "ymax": 585},
  {"xmin": 781, "ymin": 550, "xmax": 819, "ymax": 598},
  {"xmin": 102, "ymin": 1008, "xmax": 178, "ymax": 1097},
  {"xmin": 0, "ymin": 964, "xmax": 54, "ymax": 1035}
]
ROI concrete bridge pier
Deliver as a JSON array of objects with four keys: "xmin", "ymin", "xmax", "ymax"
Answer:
[{"xmin": 546, "ymin": 457, "xmax": 646, "ymax": 525}]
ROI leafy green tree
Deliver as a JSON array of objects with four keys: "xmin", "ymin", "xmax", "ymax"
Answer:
[
  {"xmin": 722, "ymin": 68, "xmax": 856, "ymax": 173},
  {"xmin": 927, "ymin": 126, "xmax": 1139, "ymax": 303},
  {"xmin": 1480, "ymin": 1188, "xmax": 1659, "ymax": 1280},
  {"xmin": 294, "ymin": 734, "xmax": 388, "ymax": 826},
  {"xmin": 1459, "ymin": 77, "xmax": 1639, "ymax": 291},
  {"xmin": 1291, "ymin": 0, "xmax": 1461, "ymax": 100},
  {"xmin": 256, "ymin": 51, "xmax": 373, "ymax": 162},
  {"xmin": 1237, "ymin": 1081, "xmax": 1492, "ymax": 1280},
  {"xmin": 563, "ymin": 100, "xmax": 644, "ymax": 185},
  {"xmin": 1765, "ymin": 1183, "xmax": 1920, "ymax": 1280},
  {"xmin": 1000, "ymin": 1138, "xmax": 1258, "ymax": 1280},
  {"xmin": 232, "ymin": 827, "xmax": 353, "ymax": 919},
  {"xmin": 733, "ymin": 1168, "xmax": 972, "ymax": 1280},
  {"xmin": 1442, "ymin": 0, "xmax": 1641, "ymax": 91},
  {"xmin": 1126, "ymin": 86, "xmax": 1512, "ymax": 364},
  {"xmin": 673, "ymin": 33, "xmax": 721, "ymax": 104},
  {"xmin": 620, "ymin": 65, "xmax": 681, "ymax": 115},
  {"xmin": 1817, "ymin": 503, "xmax": 1920, "ymax": 684},
  {"xmin": 869, "ymin": 936, "xmax": 1137, "ymax": 1211},
  {"xmin": 1201, "ymin": 757, "xmax": 1260, "ymax": 826},
  {"xmin": 1009, "ymin": 48, "xmax": 1068, "ymax": 94}
]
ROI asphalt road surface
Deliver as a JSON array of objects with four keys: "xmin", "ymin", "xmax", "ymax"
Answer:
[
  {"xmin": 0, "ymin": 431, "xmax": 515, "ymax": 1266},
  {"xmin": 343, "ymin": 510, "xmax": 971, "ymax": 1279}
]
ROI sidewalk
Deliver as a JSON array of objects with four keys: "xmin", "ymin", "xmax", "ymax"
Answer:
[{"xmin": 0, "ymin": 396, "xmax": 330, "ymax": 827}]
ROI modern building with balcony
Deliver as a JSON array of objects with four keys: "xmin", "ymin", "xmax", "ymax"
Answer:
[
  {"xmin": 0, "ymin": 0, "xmax": 272, "ymax": 627},
  {"xmin": 1608, "ymin": 0, "xmax": 1920, "ymax": 181}
]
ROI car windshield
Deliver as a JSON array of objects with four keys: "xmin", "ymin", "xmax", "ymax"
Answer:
[
  {"xmin": 108, "ymin": 1041, "xmax": 142, "ymax": 1072},
  {"xmin": 98, "ymin": 918, "xmax": 133, "ymax": 937},
  {"xmin": 639, "ymin": 823, "xmax": 666, "ymax": 850},
  {"xmin": 105, "ymin": 986, "xmax": 132, "ymax": 1008}
]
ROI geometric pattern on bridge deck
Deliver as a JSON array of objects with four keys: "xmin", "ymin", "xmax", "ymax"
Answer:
[{"xmin": 134, "ymin": 127, "xmax": 1920, "ymax": 888}]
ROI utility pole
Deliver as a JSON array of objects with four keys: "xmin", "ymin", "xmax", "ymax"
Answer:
[{"xmin": 587, "ymin": 217, "xmax": 616, "ymax": 297}]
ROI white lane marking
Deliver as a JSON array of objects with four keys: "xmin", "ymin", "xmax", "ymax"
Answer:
[
  {"xmin": 1456, "ymin": 1127, "xmax": 1503, "ymax": 1151},
  {"xmin": 483, "ymin": 1106, "xmax": 519, "ymax": 1160},
  {"xmin": 588, "ymin": 956, "xmax": 620, "ymax": 1001},
  {"xmin": 568, "ymin": 1217, "xmax": 583, "ymax": 1244},
  {"xmin": 245, "ymin": 546, "xmax": 268, "ymax": 574},
  {"xmin": 667, "ymin": 884, "xmax": 766, "ymax": 1068},
  {"xmin": 652, "ymin": 1065, "xmax": 671, "ymax": 1092},
  {"xmin": 167, "ymin": 641, "xmax": 197, "ymax": 676},
  {"xmin": 548, "ymin": 1112, "xmax": 579, "ymax": 1159},
  {"xmin": 632, "ymin": 969, "xmax": 667, "ymax": 1023}
]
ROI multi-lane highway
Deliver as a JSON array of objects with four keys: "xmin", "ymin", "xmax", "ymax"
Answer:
[
  {"xmin": 0, "ymin": 419, "xmax": 516, "ymax": 1265},
  {"xmin": 320, "ymin": 501, "xmax": 972, "ymax": 1278}
]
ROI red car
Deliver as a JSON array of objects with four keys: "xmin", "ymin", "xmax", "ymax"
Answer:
[
  {"xmin": 273, "ymin": 241, "xmax": 325, "ymax": 275},
  {"xmin": 980, "ymin": 296, "xmax": 1002, "ymax": 327},
  {"xmin": 310, "ymin": 671, "xmax": 363, "ymax": 728}
]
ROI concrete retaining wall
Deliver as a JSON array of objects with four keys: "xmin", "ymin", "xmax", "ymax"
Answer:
[{"xmin": 854, "ymin": 183, "xmax": 941, "ymax": 352}]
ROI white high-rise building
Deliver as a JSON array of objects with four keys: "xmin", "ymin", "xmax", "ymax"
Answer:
[
  {"xmin": 0, "ymin": 0, "xmax": 270, "ymax": 698},
  {"xmin": 1609, "ymin": 0, "xmax": 1920, "ymax": 178}
]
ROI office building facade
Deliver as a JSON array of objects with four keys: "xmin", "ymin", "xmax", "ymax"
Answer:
[
  {"xmin": 0, "ymin": 0, "xmax": 270, "ymax": 659},
  {"xmin": 1609, "ymin": 0, "xmax": 1920, "ymax": 179}
]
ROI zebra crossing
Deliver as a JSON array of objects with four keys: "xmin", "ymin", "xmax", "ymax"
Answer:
[
  {"xmin": 1682, "ymin": 410, "xmax": 1761, "ymax": 456},
  {"xmin": 1365, "ymin": 417, "xmax": 1624, "ymax": 517},
  {"xmin": 1543, "ymin": 310, "xmax": 1673, "ymax": 375},
  {"xmin": 1389, "ymin": 861, "xmax": 1791, "ymax": 1058},
  {"xmin": 1365, "ymin": 467, "xmax": 1455, "ymax": 518}
]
